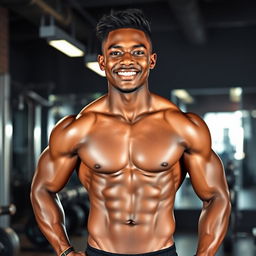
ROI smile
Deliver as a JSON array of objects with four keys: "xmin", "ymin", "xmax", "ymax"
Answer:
[{"xmin": 117, "ymin": 71, "xmax": 137, "ymax": 76}]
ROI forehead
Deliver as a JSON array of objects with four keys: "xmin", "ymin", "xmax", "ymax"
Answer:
[{"xmin": 103, "ymin": 28, "xmax": 151, "ymax": 50}]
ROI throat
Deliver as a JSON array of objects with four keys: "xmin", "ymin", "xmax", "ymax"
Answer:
[{"xmin": 107, "ymin": 88, "xmax": 153, "ymax": 122}]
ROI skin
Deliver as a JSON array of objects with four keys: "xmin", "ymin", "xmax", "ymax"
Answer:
[{"xmin": 31, "ymin": 28, "xmax": 231, "ymax": 256}]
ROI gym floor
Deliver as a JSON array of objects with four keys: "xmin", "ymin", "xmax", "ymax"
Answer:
[{"xmin": 18, "ymin": 231, "xmax": 256, "ymax": 256}]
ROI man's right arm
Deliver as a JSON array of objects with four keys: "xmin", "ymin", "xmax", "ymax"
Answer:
[{"xmin": 30, "ymin": 115, "xmax": 84, "ymax": 255}]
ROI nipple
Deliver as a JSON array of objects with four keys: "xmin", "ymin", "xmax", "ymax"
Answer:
[
  {"xmin": 161, "ymin": 162, "xmax": 168, "ymax": 167},
  {"xmin": 94, "ymin": 164, "xmax": 101, "ymax": 169}
]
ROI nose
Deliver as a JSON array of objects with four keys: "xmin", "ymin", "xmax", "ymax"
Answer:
[{"xmin": 120, "ymin": 52, "xmax": 134, "ymax": 66}]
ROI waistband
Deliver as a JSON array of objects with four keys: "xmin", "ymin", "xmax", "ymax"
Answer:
[{"xmin": 86, "ymin": 243, "xmax": 177, "ymax": 256}]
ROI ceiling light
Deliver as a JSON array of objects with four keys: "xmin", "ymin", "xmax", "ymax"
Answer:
[
  {"xmin": 40, "ymin": 24, "xmax": 85, "ymax": 57},
  {"xmin": 172, "ymin": 89, "xmax": 194, "ymax": 104},
  {"xmin": 85, "ymin": 54, "xmax": 106, "ymax": 77},
  {"xmin": 230, "ymin": 87, "xmax": 242, "ymax": 102}
]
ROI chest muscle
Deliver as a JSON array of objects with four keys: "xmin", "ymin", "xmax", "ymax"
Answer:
[{"xmin": 78, "ymin": 115, "xmax": 184, "ymax": 172}]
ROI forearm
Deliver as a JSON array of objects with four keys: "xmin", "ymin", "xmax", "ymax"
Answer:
[
  {"xmin": 196, "ymin": 195, "xmax": 231, "ymax": 256},
  {"xmin": 30, "ymin": 187, "xmax": 71, "ymax": 255}
]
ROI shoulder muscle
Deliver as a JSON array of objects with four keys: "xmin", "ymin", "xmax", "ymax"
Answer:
[
  {"xmin": 165, "ymin": 110, "xmax": 212, "ymax": 157},
  {"xmin": 49, "ymin": 112, "xmax": 96, "ymax": 158},
  {"xmin": 183, "ymin": 112, "xmax": 212, "ymax": 157}
]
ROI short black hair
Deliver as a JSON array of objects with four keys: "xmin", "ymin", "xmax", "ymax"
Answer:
[{"xmin": 96, "ymin": 9, "xmax": 152, "ymax": 43}]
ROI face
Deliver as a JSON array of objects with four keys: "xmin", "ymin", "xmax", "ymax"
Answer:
[{"xmin": 98, "ymin": 28, "xmax": 157, "ymax": 93}]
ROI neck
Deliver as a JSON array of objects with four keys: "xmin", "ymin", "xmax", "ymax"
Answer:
[{"xmin": 107, "ymin": 84, "xmax": 152, "ymax": 122}]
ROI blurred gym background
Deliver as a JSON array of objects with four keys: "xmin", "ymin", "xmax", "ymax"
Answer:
[{"xmin": 0, "ymin": 0, "xmax": 256, "ymax": 255}]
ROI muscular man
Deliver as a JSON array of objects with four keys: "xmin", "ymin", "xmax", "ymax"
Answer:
[{"xmin": 31, "ymin": 9, "xmax": 231, "ymax": 256}]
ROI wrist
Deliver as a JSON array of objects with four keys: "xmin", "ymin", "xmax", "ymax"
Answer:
[{"xmin": 59, "ymin": 246, "xmax": 74, "ymax": 256}]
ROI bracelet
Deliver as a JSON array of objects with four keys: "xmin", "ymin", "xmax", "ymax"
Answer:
[{"xmin": 60, "ymin": 246, "xmax": 74, "ymax": 256}]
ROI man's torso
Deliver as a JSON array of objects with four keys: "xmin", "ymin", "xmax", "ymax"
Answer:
[{"xmin": 63, "ymin": 94, "xmax": 189, "ymax": 253}]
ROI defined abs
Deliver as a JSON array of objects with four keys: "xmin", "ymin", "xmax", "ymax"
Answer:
[
  {"xmin": 103, "ymin": 175, "xmax": 163, "ymax": 224},
  {"xmin": 87, "ymin": 202, "xmax": 175, "ymax": 254}
]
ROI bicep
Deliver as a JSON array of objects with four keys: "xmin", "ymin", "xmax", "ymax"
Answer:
[
  {"xmin": 32, "ymin": 147, "xmax": 78, "ymax": 193},
  {"xmin": 181, "ymin": 112, "xmax": 229, "ymax": 200},
  {"xmin": 183, "ymin": 150, "xmax": 229, "ymax": 202}
]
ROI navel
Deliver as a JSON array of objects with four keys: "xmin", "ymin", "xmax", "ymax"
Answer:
[
  {"xmin": 161, "ymin": 162, "xmax": 169, "ymax": 167},
  {"xmin": 94, "ymin": 164, "xmax": 101, "ymax": 169},
  {"xmin": 125, "ymin": 219, "xmax": 136, "ymax": 226}
]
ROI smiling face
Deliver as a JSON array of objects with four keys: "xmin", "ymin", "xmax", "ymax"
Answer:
[{"xmin": 98, "ymin": 28, "xmax": 157, "ymax": 93}]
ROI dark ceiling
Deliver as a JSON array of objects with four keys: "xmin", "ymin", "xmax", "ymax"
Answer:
[
  {"xmin": 3, "ymin": 0, "xmax": 256, "ymax": 45},
  {"xmin": 1, "ymin": 0, "xmax": 256, "ymax": 97}
]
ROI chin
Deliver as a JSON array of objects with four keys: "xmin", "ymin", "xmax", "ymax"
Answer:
[{"xmin": 117, "ymin": 86, "xmax": 140, "ymax": 93}]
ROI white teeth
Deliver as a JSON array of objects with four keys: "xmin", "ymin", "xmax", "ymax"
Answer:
[{"xmin": 117, "ymin": 71, "xmax": 136, "ymax": 76}]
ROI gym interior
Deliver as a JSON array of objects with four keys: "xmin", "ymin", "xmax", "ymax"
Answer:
[{"xmin": 0, "ymin": 0, "xmax": 256, "ymax": 255}]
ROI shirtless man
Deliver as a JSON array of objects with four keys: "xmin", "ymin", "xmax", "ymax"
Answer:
[{"xmin": 31, "ymin": 9, "xmax": 231, "ymax": 256}]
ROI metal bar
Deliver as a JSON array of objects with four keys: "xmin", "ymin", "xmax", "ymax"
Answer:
[
  {"xmin": 30, "ymin": 0, "xmax": 71, "ymax": 26},
  {"xmin": 27, "ymin": 100, "xmax": 43, "ymax": 180},
  {"xmin": 0, "ymin": 74, "xmax": 12, "ymax": 228},
  {"xmin": 25, "ymin": 90, "xmax": 51, "ymax": 107},
  {"xmin": 34, "ymin": 105, "xmax": 42, "ymax": 168},
  {"xmin": 27, "ymin": 101, "xmax": 35, "ymax": 181}
]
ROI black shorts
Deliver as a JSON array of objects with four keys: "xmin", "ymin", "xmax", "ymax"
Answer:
[{"xmin": 86, "ymin": 243, "xmax": 178, "ymax": 256}]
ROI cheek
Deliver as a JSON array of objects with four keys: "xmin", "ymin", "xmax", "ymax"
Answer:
[
  {"xmin": 105, "ymin": 60, "xmax": 117, "ymax": 71},
  {"xmin": 141, "ymin": 59, "xmax": 151, "ymax": 71}
]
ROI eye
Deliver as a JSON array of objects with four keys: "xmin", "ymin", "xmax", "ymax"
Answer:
[
  {"xmin": 132, "ymin": 50, "xmax": 145, "ymax": 56},
  {"xmin": 109, "ymin": 51, "xmax": 122, "ymax": 56}
]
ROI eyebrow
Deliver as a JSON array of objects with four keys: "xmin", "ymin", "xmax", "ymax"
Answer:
[{"xmin": 107, "ymin": 44, "xmax": 147, "ymax": 50}]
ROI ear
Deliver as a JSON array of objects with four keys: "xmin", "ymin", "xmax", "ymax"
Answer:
[
  {"xmin": 149, "ymin": 53, "xmax": 157, "ymax": 69},
  {"xmin": 98, "ymin": 54, "xmax": 105, "ymax": 71}
]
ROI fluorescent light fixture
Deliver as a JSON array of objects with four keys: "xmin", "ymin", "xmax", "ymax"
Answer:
[
  {"xmin": 230, "ymin": 87, "xmax": 242, "ymax": 102},
  {"xmin": 173, "ymin": 89, "xmax": 194, "ymax": 103},
  {"xmin": 85, "ymin": 54, "xmax": 106, "ymax": 77},
  {"xmin": 40, "ymin": 24, "xmax": 85, "ymax": 57},
  {"xmin": 48, "ymin": 40, "xmax": 84, "ymax": 57}
]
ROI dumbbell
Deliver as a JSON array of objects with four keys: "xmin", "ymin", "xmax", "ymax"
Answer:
[
  {"xmin": 0, "ymin": 205, "xmax": 16, "ymax": 216},
  {"xmin": 76, "ymin": 198, "xmax": 90, "ymax": 229},
  {"xmin": 0, "ymin": 228, "xmax": 20, "ymax": 256},
  {"xmin": 59, "ymin": 187, "xmax": 90, "ymax": 233},
  {"xmin": 65, "ymin": 204, "xmax": 86, "ymax": 235},
  {"xmin": 0, "ymin": 204, "xmax": 20, "ymax": 256},
  {"xmin": 58, "ymin": 186, "xmax": 87, "ymax": 203}
]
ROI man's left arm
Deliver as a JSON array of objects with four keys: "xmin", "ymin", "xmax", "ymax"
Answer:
[{"xmin": 182, "ymin": 113, "xmax": 231, "ymax": 256}]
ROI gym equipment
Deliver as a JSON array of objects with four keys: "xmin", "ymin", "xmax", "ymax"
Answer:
[
  {"xmin": 77, "ymin": 200, "xmax": 90, "ymax": 228},
  {"xmin": 65, "ymin": 204, "xmax": 86, "ymax": 234},
  {"xmin": 0, "ymin": 204, "xmax": 16, "ymax": 216},
  {"xmin": 59, "ymin": 186, "xmax": 90, "ymax": 230},
  {"xmin": 223, "ymin": 161, "xmax": 239, "ymax": 253},
  {"xmin": 0, "ymin": 74, "xmax": 12, "ymax": 229},
  {"xmin": 0, "ymin": 228, "xmax": 20, "ymax": 256},
  {"xmin": 0, "ymin": 204, "xmax": 20, "ymax": 256},
  {"xmin": 58, "ymin": 186, "xmax": 88, "ymax": 202},
  {"xmin": 26, "ymin": 186, "xmax": 90, "ymax": 247},
  {"xmin": 61, "ymin": 186, "xmax": 90, "ymax": 234}
]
